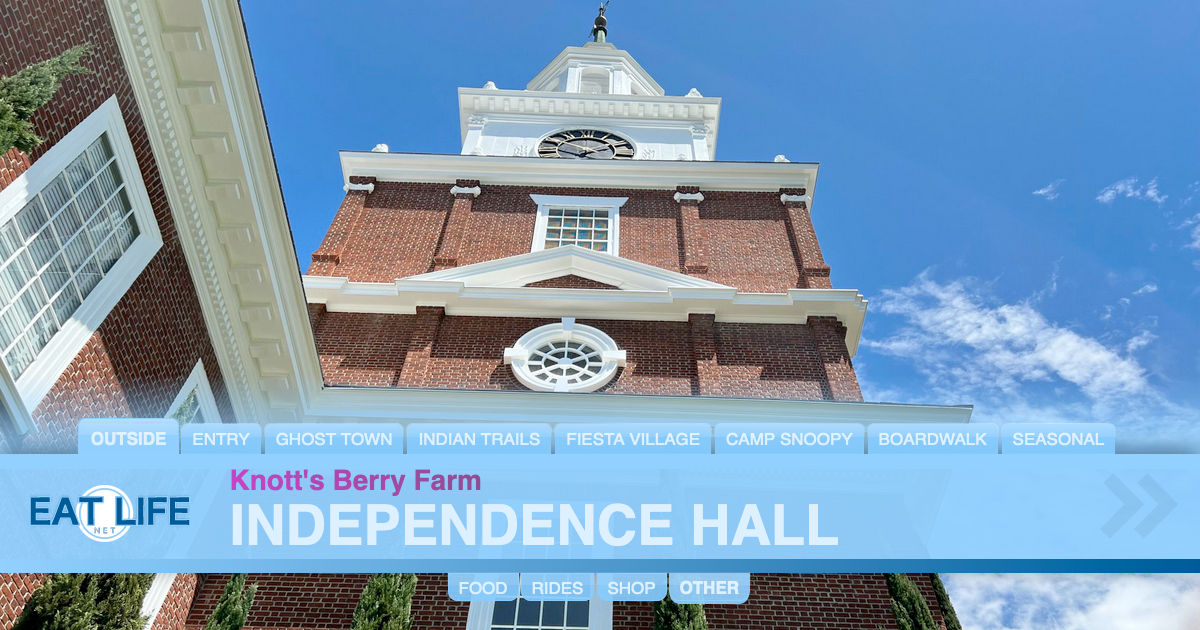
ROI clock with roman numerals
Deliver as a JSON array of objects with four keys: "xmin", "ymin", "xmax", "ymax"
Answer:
[{"xmin": 537, "ymin": 129, "xmax": 635, "ymax": 160}]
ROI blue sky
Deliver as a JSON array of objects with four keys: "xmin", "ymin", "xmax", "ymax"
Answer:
[
  {"xmin": 241, "ymin": 3, "xmax": 1200, "ymax": 625},
  {"xmin": 242, "ymin": 2, "xmax": 1200, "ymax": 453}
]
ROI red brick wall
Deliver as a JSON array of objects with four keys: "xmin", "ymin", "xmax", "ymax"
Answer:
[
  {"xmin": 1, "ymin": 0, "xmax": 233, "ymax": 452},
  {"xmin": 525, "ymin": 275, "xmax": 619, "ymax": 290},
  {"xmin": 307, "ymin": 184, "xmax": 822, "ymax": 293},
  {"xmin": 172, "ymin": 573, "xmax": 945, "ymax": 630},
  {"xmin": 149, "ymin": 573, "xmax": 200, "ymax": 630},
  {"xmin": 180, "ymin": 573, "xmax": 468, "ymax": 630},
  {"xmin": 0, "ymin": 573, "xmax": 46, "ymax": 629},
  {"xmin": 612, "ymin": 573, "xmax": 947, "ymax": 630},
  {"xmin": 311, "ymin": 312, "xmax": 861, "ymax": 401},
  {"xmin": 184, "ymin": 573, "xmax": 371, "ymax": 629}
]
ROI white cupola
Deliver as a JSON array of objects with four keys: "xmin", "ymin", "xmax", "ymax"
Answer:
[{"xmin": 457, "ymin": 7, "xmax": 721, "ymax": 161}]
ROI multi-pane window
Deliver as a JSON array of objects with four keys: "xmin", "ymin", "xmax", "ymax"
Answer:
[
  {"xmin": 542, "ymin": 207, "xmax": 612, "ymax": 252},
  {"xmin": 530, "ymin": 195, "xmax": 626, "ymax": 256},
  {"xmin": 489, "ymin": 598, "xmax": 590, "ymax": 630},
  {"xmin": 0, "ymin": 134, "xmax": 138, "ymax": 380}
]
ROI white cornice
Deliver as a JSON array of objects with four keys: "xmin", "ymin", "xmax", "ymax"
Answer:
[
  {"xmin": 340, "ymin": 151, "xmax": 818, "ymax": 194},
  {"xmin": 457, "ymin": 88, "xmax": 721, "ymax": 153},
  {"xmin": 304, "ymin": 275, "xmax": 869, "ymax": 356},
  {"xmin": 304, "ymin": 386, "xmax": 972, "ymax": 425}
]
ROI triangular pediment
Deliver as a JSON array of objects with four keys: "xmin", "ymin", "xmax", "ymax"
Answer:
[
  {"xmin": 526, "ymin": 43, "xmax": 665, "ymax": 97},
  {"xmin": 399, "ymin": 245, "xmax": 732, "ymax": 291}
]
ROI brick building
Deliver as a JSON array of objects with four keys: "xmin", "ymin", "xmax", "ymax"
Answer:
[{"xmin": 1, "ymin": 1, "xmax": 967, "ymax": 628}]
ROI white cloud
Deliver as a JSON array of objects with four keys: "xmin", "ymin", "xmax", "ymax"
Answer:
[
  {"xmin": 1131, "ymin": 283, "xmax": 1157, "ymax": 295},
  {"xmin": 1125, "ymin": 329, "xmax": 1156, "ymax": 353},
  {"xmin": 1096, "ymin": 177, "xmax": 1141, "ymax": 204},
  {"xmin": 1032, "ymin": 179, "xmax": 1064, "ymax": 200},
  {"xmin": 1143, "ymin": 177, "xmax": 1167, "ymax": 204},
  {"xmin": 862, "ymin": 272, "xmax": 1200, "ymax": 444},
  {"xmin": 863, "ymin": 272, "xmax": 1148, "ymax": 400},
  {"xmin": 1096, "ymin": 177, "xmax": 1167, "ymax": 205},
  {"xmin": 1183, "ymin": 213, "xmax": 1200, "ymax": 250},
  {"xmin": 944, "ymin": 574, "xmax": 1200, "ymax": 630}
]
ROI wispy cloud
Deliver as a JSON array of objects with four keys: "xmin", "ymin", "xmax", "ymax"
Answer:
[
  {"xmin": 944, "ymin": 574, "xmax": 1200, "ymax": 630},
  {"xmin": 863, "ymin": 271, "xmax": 1148, "ymax": 400},
  {"xmin": 1143, "ymin": 178, "xmax": 1167, "ymax": 204},
  {"xmin": 1032, "ymin": 179, "xmax": 1064, "ymax": 200},
  {"xmin": 1096, "ymin": 177, "xmax": 1168, "ymax": 205},
  {"xmin": 1182, "ymin": 212, "xmax": 1200, "ymax": 250},
  {"xmin": 861, "ymin": 272, "xmax": 1199, "ymax": 445},
  {"xmin": 1125, "ymin": 329, "xmax": 1156, "ymax": 353},
  {"xmin": 1131, "ymin": 283, "xmax": 1157, "ymax": 295}
]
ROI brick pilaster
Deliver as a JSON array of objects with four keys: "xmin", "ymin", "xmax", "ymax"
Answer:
[
  {"xmin": 306, "ymin": 303, "xmax": 327, "ymax": 330},
  {"xmin": 675, "ymin": 186, "xmax": 708, "ymax": 274},
  {"xmin": 688, "ymin": 313, "xmax": 719, "ymax": 396},
  {"xmin": 781, "ymin": 188, "xmax": 832, "ymax": 289},
  {"xmin": 398, "ymin": 306, "xmax": 445, "ymax": 387},
  {"xmin": 811, "ymin": 316, "xmax": 863, "ymax": 401},
  {"xmin": 432, "ymin": 179, "xmax": 481, "ymax": 270},
  {"xmin": 308, "ymin": 176, "xmax": 376, "ymax": 275}
]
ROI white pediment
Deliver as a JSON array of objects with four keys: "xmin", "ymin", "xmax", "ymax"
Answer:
[
  {"xmin": 526, "ymin": 43, "xmax": 665, "ymax": 96},
  {"xmin": 399, "ymin": 245, "xmax": 732, "ymax": 291}
]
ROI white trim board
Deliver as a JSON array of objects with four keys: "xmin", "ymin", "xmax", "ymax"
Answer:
[
  {"xmin": 140, "ymin": 573, "xmax": 177, "ymax": 627},
  {"xmin": 0, "ymin": 96, "xmax": 164, "ymax": 412}
]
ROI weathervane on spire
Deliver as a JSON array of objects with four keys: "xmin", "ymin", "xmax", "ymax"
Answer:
[{"xmin": 591, "ymin": 1, "xmax": 609, "ymax": 43}]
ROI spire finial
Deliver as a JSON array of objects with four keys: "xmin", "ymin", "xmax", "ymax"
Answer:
[{"xmin": 591, "ymin": 2, "xmax": 609, "ymax": 43}]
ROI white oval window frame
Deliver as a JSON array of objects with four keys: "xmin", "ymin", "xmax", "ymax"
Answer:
[{"xmin": 503, "ymin": 317, "xmax": 626, "ymax": 393}]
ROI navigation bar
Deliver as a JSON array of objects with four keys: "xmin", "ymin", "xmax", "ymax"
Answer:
[{"xmin": 71, "ymin": 420, "xmax": 1120, "ymax": 454}]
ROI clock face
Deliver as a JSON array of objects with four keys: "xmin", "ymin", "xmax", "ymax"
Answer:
[{"xmin": 537, "ymin": 129, "xmax": 635, "ymax": 160}]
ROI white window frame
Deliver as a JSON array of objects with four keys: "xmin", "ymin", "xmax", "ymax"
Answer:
[
  {"xmin": 0, "ymin": 95, "xmax": 163, "ymax": 413},
  {"xmin": 167, "ymin": 360, "xmax": 220, "ymax": 424},
  {"xmin": 466, "ymin": 595, "xmax": 613, "ymax": 630},
  {"xmin": 0, "ymin": 357, "xmax": 32, "ymax": 436},
  {"xmin": 503, "ymin": 318, "xmax": 626, "ymax": 393},
  {"xmin": 530, "ymin": 194, "xmax": 626, "ymax": 256}
]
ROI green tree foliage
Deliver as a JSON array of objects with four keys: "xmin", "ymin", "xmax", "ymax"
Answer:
[
  {"xmin": 204, "ymin": 573, "xmax": 258, "ymax": 630},
  {"xmin": 12, "ymin": 573, "xmax": 153, "ymax": 630},
  {"xmin": 929, "ymin": 574, "xmax": 962, "ymax": 630},
  {"xmin": 350, "ymin": 573, "xmax": 418, "ymax": 630},
  {"xmin": 886, "ymin": 573, "xmax": 938, "ymax": 630},
  {"xmin": 652, "ymin": 594, "xmax": 708, "ymax": 630},
  {"xmin": 0, "ymin": 43, "xmax": 92, "ymax": 154}
]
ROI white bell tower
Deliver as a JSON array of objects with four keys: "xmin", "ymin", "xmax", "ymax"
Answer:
[{"xmin": 457, "ymin": 7, "xmax": 721, "ymax": 161}]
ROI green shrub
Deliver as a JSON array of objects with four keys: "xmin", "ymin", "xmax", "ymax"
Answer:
[
  {"xmin": 0, "ymin": 43, "xmax": 91, "ymax": 155},
  {"xmin": 652, "ymin": 593, "xmax": 707, "ymax": 630},
  {"xmin": 13, "ymin": 573, "xmax": 153, "ymax": 630},
  {"xmin": 930, "ymin": 574, "xmax": 962, "ymax": 630},
  {"xmin": 886, "ymin": 573, "xmax": 938, "ymax": 630},
  {"xmin": 204, "ymin": 573, "xmax": 258, "ymax": 630},
  {"xmin": 350, "ymin": 573, "xmax": 418, "ymax": 630}
]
